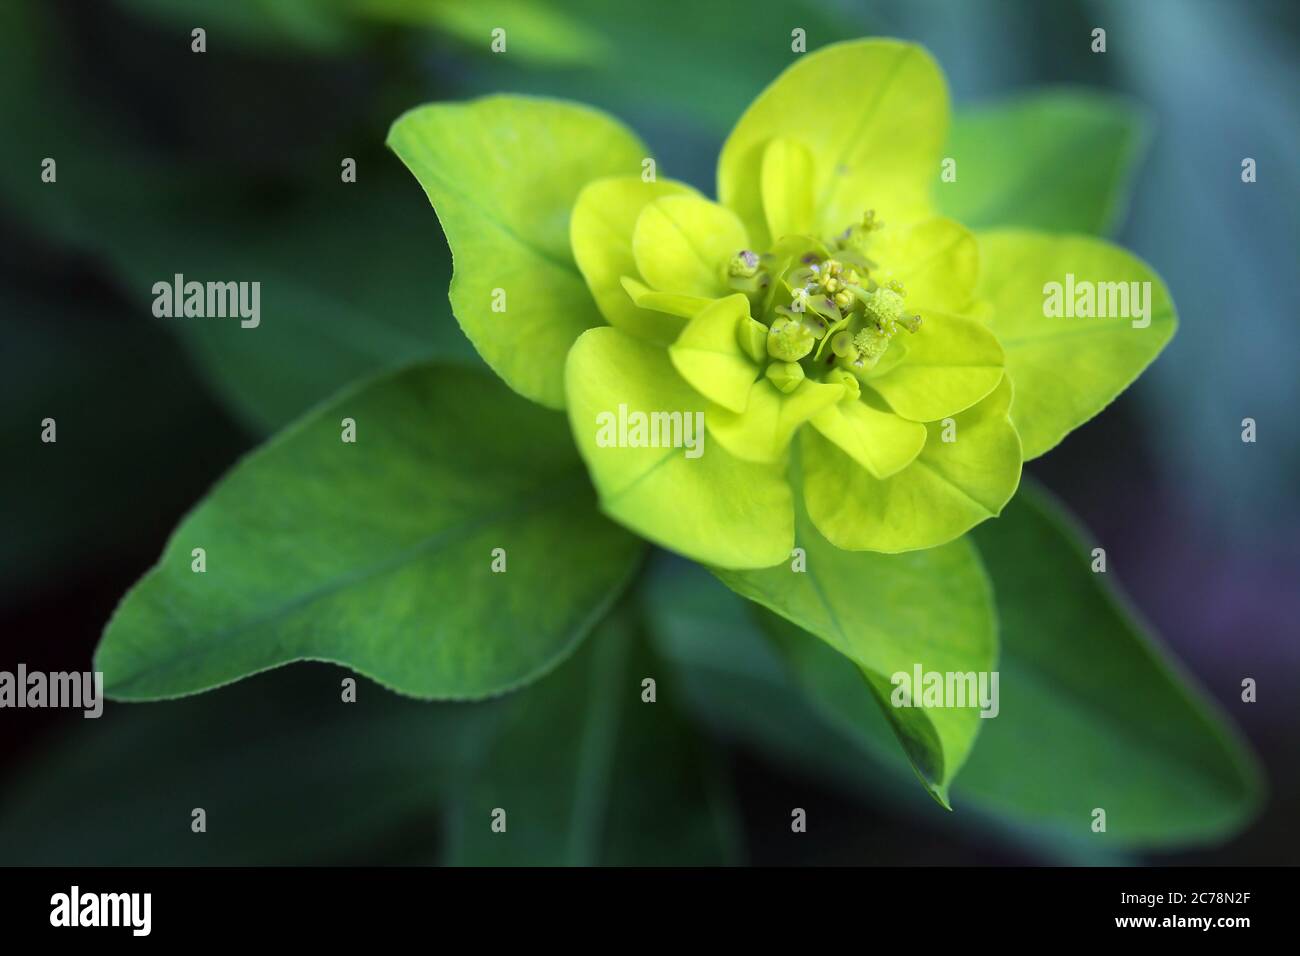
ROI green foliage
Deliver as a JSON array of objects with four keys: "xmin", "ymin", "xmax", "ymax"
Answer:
[
  {"xmin": 714, "ymin": 495, "xmax": 997, "ymax": 806},
  {"xmin": 443, "ymin": 608, "xmax": 738, "ymax": 864},
  {"xmin": 963, "ymin": 481, "xmax": 1262, "ymax": 845},
  {"xmin": 3, "ymin": 617, "xmax": 735, "ymax": 865},
  {"xmin": 650, "ymin": 473, "xmax": 1263, "ymax": 847},
  {"xmin": 95, "ymin": 364, "xmax": 644, "ymax": 700},
  {"xmin": 938, "ymin": 90, "xmax": 1149, "ymax": 236}
]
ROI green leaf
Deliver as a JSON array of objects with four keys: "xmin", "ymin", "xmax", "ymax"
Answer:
[
  {"xmin": 719, "ymin": 39, "xmax": 948, "ymax": 249},
  {"xmin": 708, "ymin": 482, "xmax": 1263, "ymax": 846},
  {"xmin": 632, "ymin": 194, "xmax": 748, "ymax": 298},
  {"xmin": 0, "ymin": 281, "xmax": 243, "ymax": 603},
  {"xmin": 388, "ymin": 95, "xmax": 649, "ymax": 409},
  {"xmin": 462, "ymin": 0, "xmax": 869, "ymax": 133},
  {"xmin": 960, "ymin": 480, "xmax": 1262, "ymax": 846},
  {"xmin": 120, "ymin": 174, "xmax": 479, "ymax": 434},
  {"xmin": 643, "ymin": 557, "xmax": 1129, "ymax": 863},
  {"xmin": 975, "ymin": 230, "xmax": 1177, "ymax": 460},
  {"xmin": 0, "ymin": 1, "xmax": 478, "ymax": 434},
  {"xmin": 3, "ymin": 619, "xmax": 737, "ymax": 865},
  {"xmin": 864, "ymin": 309, "xmax": 1005, "ymax": 423},
  {"xmin": 565, "ymin": 326, "xmax": 793, "ymax": 570},
  {"xmin": 571, "ymin": 176, "xmax": 699, "ymax": 344},
  {"xmin": 364, "ymin": 0, "xmax": 611, "ymax": 67},
  {"xmin": 95, "ymin": 363, "xmax": 644, "ymax": 701},
  {"xmin": 444, "ymin": 606, "xmax": 739, "ymax": 865},
  {"xmin": 667, "ymin": 294, "xmax": 759, "ymax": 413},
  {"xmin": 938, "ymin": 89, "xmax": 1149, "ymax": 236},
  {"xmin": 0, "ymin": 666, "xmax": 498, "ymax": 864},
  {"xmin": 802, "ymin": 377, "xmax": 1022, "ymax": 552},
  {"xmin": 115, "ymin": 0, "xmax": 357, "ymax": 54},
  {"xmin": 713, "ymin": 489, "xmax": 998, "ymax": 805},
  {"xmin": 121, "ymin": 0, "xmax": 613, "ymax": 64}
]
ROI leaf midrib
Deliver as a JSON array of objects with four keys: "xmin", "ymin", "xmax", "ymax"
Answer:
[{"xmin": 128, "ymin": 466, "xmax": 590, "ymax": 681}]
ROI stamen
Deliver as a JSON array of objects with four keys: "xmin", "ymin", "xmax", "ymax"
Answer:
[{"xmin": 711, "ymin": 207, "xmax": 933, "ymax": 400}]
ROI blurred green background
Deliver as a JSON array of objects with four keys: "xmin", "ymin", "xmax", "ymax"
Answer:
[{"xmin": 1, "ymin": 0, "xmax": 1296, "ymax": 864}]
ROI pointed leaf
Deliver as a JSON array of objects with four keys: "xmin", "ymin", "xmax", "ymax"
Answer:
[
  {"xmin": 961, "ymin": 479, "xmax": 1263, "ymax": 845},
  {"xmin": 620, "ymin": 276, "xmax": 712, "ymax": 320},
  {"xmin": 95, "ymin": 363, "xmax": 644, "ymax": 700},
  {"xmin": 713, "ymin": 495, "xmax": 997, "ymax": 805}
]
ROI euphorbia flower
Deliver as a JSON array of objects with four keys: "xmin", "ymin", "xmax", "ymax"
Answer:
[{"xmin": 390, "ymin": 39, "xmax": 1175, "ymax": 570}]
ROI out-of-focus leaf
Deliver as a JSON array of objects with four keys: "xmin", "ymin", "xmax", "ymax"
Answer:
[
  {"xmin": 725, "ymin": 480, "xmax": 1263, "ymax": 848},
  {"xmin": 0, "ymin": 0, "xmax": 477, "ymax": 434},
  {"xmin": 114, "ymin": 0, "xmax": 358, "ymax": 54},
  {"xmin": 962, "ymin": 479, "xmax": 1262, "ymax": 847},
  {"xmin": 0, "ymin": 666, "xmax": 499, "ymax": 865},
  {"xmin": 95, "ymin": 363, "xmax": 644, "ymax": 701},
  {"xmin": 97, "ymin": 172, "xmax": 479, "ymax": 433},
  {"xmin": 360, "ymin": 0, "xmax": 609, "ymax": 66},
  {"xmin": 116, "ymin": 0, "xmax": 611, "ymax": 64},
  {"xmin": 444, "ymin": 608, "xmax": 739, "ymax": 865},
  {"xmin": 937, "ymin": 89, "xmax": 1149, "ymax": 236},
  {"xmin": 461, "ymin": 0, "xmax": 876, "ymax": 135},
  {"xmin": 0, "ymin": 618, "xmax": 736, "ymax": 866},
  {"xmin": 641, "ymin": 556, "xmax": 1124, "ymax": 864},
  {"xmin": 0, "ymin": 279, "xmax": 246, "ymax": 603}
]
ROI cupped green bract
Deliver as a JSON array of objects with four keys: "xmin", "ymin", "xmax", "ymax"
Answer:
[{"xmin": 389, "ymin": 39, "xmax": 1175, "ymax": 564}]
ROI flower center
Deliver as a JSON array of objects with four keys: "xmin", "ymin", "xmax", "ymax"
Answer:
[{"xmin": 725, "ymin": 210, "xmax": 922, "ymax": 393}]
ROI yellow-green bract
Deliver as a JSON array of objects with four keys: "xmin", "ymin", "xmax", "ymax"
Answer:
[{"xmin": 388, "ymin": 39, "xmax": 1175, "ymax": 570}]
